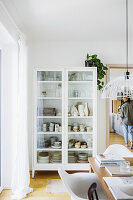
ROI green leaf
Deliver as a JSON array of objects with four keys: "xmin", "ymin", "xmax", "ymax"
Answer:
[
  {"xmin": 98, "ymin": 84, "xmax": 103, "ymax": 90},
  {"xmin": 86, "ymin": 53, "xmax": 89, "ymax": 60},
  {"xmin": 97, "ymin": 80, "xmax": 101, "ymax": 84},
  {"xmin": 103, "ymin": 66, "xmax": 108, "ymax": 70},
  {"xmin": 92, "ymin": 54, "xmax": 97, "ymax": 59}
]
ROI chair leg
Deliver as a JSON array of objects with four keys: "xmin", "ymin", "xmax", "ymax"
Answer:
[
  {"xmin": 91, "ymin": 194, "xmax": 94, "ymax": 200},
  {"xmin": 95, "ymin": 190, "xmax": 99, "ymax": 200}
]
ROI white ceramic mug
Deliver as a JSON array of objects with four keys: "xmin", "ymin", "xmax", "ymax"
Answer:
[
  {"xmin": 59, "ymin": 126, "xmax": 62, "ymax": 132},
  {"xmin": 55, "ymin": 124, "xmax": 59, "ymax": 132},
  {"xmin": 86, "ymin": 126, "xmax": 92, "ymax": 132}
]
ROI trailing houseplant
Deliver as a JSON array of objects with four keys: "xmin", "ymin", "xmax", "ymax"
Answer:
[{"xmin": 85, "ymin": 53, "xmax": 108, "ymax": 90}]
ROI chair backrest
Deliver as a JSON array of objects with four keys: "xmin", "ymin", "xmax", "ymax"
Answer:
[
  {"xmin": 58, "ymin": 168, "xmax": 80, "ymax": 200},
  {"xmin": 88, "ymin": 183, "xmax": 99, "ymax": 200},
  {"xmin": 104, "ymin": 144, "xmax": 133, "ymax": 157}
]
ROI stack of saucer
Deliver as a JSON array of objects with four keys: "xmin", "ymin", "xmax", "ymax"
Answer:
[
  {"xmin": 38, "ymin": 152, "xmax": 49, "ymax": 163},
  {"xmin": 77, "ymin": 153, "xmax": 88, "ymax": 163},
  {"xmin": 50, "ymin": 152, "xmax": 62, "ymax": 163},
  {"xmin": 68, "ymin": 152, "xmax": 77, "ymax": 163}
]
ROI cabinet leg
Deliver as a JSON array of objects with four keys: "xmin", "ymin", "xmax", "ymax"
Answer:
[{"xmin": 32, "ymin": 169, "xmax": 35, "ymax": 178}]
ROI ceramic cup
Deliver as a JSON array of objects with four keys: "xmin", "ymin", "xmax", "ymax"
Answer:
[
  {"xmin": 43, "ymin": 127, "xmax": 47, "ymax": 132},
  {"xmin": 43, "ymin": 123, "xmax": 47, "ymax": 128},
  {"xmin": 75, "ymin": 144, "xmax": 80, "ymax": 148},
  {"xmin": 68, "ymin": 125, "xmax": 71, "ymax": 132},
  {"xmin": 120, "ymin": 161, "xmax": 130, "ymax": 173},
  {"xmin": 81, "ymin": 145, "xmax": 87, "ymax": 149},
  {"xmin": 59, "ymin": 126, "xmax": 62, "ymax": 132},
  {"xmin": 86, "ymin": 126, "xmax": 92, "ymax": 132},
  {"xmin": 73, "ymin": 126, "xmax": 78, "ymax": 132},
  {"xmin": 50, "ymin": 123, "xmax": 54, "ymax": 127},
  {"xmin": 55, "ymin": 124, "xmax": 59, "ymax": 132},
  {"xmin": 49, "ymin": 126, "xmax": 54, "ymax": 132},
  {"xmin": 68, "ymin": 142, "xmax": 73, "ymax": 148},
  {"xmin": 54, "ymin": 141, "xmax": 61, "ymax": 147},
  {"xmin": 79, "ymin": 124, "xmax": 84, "ymax": 132}
]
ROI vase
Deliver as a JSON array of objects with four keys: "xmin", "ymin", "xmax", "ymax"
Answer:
[
  {"xmin": 78, "ymin": 105, "xmax": 84, "ymax": 116},
  {"xmin": 71, "ymin": 105, "xmax": 78, "ymax": 116},
  {"xmin": 84, "ymin": 102, "xmax": 89, "ymax": 116},
  {"xmin": 85, "ymin": 60, "xmax": 90, "ymax": 67}
]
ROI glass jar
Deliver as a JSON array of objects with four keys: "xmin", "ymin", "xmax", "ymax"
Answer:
[
  {"xmin": 41, "ymin": 91, "xmax": 47, "ymax": 97},
  {"xmin": 56, "ymin": 84, "xmax": 62, "ymax": 97},
  {"xmin": 73, "ymin": 90, "xmax": 79, "ymax": 97},
  {"xmin": 120, "ymin": 161, "xmax": 130, "ymax": 173}
]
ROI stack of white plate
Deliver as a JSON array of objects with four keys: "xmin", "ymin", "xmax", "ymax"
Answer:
[
  {"xmin": 68, "ymin": 152, "xmax": 77, "ymax": 163},
  {"xmin": 38, "ymin": 152, "xmax": 49, "ymax": 164},
  {"xmin": 78, "ymin": 153, "xmax": 88, "ymax": 163},
  {"xmin": 50, "ymin": 152, "xmax": 62, "ymax": 163}
]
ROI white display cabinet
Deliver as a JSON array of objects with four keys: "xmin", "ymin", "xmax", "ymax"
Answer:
[{"xmin": 32, "ymin": 67, "xmax": 97, "ymax": 177}]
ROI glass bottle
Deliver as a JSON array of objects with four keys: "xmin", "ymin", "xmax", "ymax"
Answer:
[{"xmin": 56, "ymin": 84, "xmax": 62, "ymax": 97}]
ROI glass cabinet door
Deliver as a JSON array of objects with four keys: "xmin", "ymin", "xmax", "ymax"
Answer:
[
  {"xmin": 36, "ymin": 70, "xmax": 63, "ymax": 165},
  {"xmin": 67, "ymin": 70, "xmax": 95, "ymax": 165}
]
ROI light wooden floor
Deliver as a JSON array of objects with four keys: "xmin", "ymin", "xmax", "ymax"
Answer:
[
  {"xmin": 109, "ymin": 132, "xmax": 133, "ymax": 152},
  {"xmin": 0, "ymin": 171, "xmax": 70, "ymax": 200}
]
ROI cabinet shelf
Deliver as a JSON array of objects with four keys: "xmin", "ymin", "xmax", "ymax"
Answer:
[
  {"xmin": 37, "ymin": 148, "xmax": 62, "ymax": 151},
  {"xmin": 68, "ymin": 81, "xmax": 93, "ymax": 83},
  {"xmin": 37, "ymin": 97, "xmax": 62, "ymax": 100},
  {"xmin": 37, "ymin": 132, "xmax": 62, "ymax": 135},
  {"xmin": 37, "ymin": 81, "xmax": 62, "ymax": 83},
  {"xmin": 68, "ymin": 132, "xmax": 93, "ymax": 135},
  {"xmin": 68, "ymin": 116, "xmax": 93, "ymax": 119},
  {"xmin": 37, "ymin": 116, "xmax": 62, "ymax": 119},
  {"xmin": 68, "ymin": 97, "xmax": 94, "ymax": 100},
  {"xmin": 68, "ymin": 148, "xmax": 93, "ymax": 151}
]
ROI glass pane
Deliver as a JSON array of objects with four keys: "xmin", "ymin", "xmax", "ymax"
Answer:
[
  {"xmin": 37, "ymin": 71, "xmax": 62, "ymax": 81},
  {"xmin": 68, "ymin": 71, "xmax": 93, "ymax": 81},
  {"xmin": 36, "ymin": 70, "xmax": 63, "ymax": 166},
  {"xmin": 37, "ymin": 99, "xmax": 62, "ymax": 117},
  {"xmin": 37, "ymin": 151, "xmax": 62, "ymax": 164},
  {"xmin": 68, "ymin": 100, "xmax": 93, "ymax": 117},
  {"xmin": 68, "ymin": 82, "xmax": 93, "ymax": 98},
  {"xmin": 37, "ymin": 134, "xmax": 62, "ymax": 149},
  {"xmin": 68, "ymin": 151, "xmax": 92, "ymax": 164},
  {"xmin": 67, "ymin": 70, "xmax": 94, "ymax": 165},
  {"xmin": 68, "ymin": 118, "xmax": 93, "ymax": 132},
  {"xmin": 37, "ymin": 82, "xmax": 62, "ymax": 98},
  {"xmin": 37, "ymin": 119, "xmax": 62, "ymax": 132},
  {"xmin": 68, "ymin": 134, "xmax": 93, "ymax": 150}
]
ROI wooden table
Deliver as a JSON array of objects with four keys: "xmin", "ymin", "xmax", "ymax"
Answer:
[{"xmin": 88, "ymin": 157, "xmax": 133, "ymax": 200}]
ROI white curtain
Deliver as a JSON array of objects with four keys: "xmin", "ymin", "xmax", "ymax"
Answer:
[{"xmin": 11, "ymin": 37, "xmax": 33, "ymax": 199}]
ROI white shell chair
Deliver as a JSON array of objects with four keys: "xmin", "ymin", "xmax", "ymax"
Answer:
[
  {"xmin": 58, "ymin": 168, "xmax": 106, "ymax": 200},
  {"xmin": 104, "ymin": 144, "xmax": 133, "ymax": 157}
]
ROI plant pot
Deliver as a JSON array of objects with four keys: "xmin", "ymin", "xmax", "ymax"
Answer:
[{"xmin": 85, "ymin": 60, "xmax": 91, "ymax": 67}]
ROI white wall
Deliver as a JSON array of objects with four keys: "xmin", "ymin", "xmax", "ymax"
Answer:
[{"xmin": 27, "ymin": 40, "xmax": 133, "ymax": 169}]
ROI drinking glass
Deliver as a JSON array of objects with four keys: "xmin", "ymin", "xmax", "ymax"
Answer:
[{"xmin": 120, "ymin": 161, "xmax": 130, "ymax": 173}]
